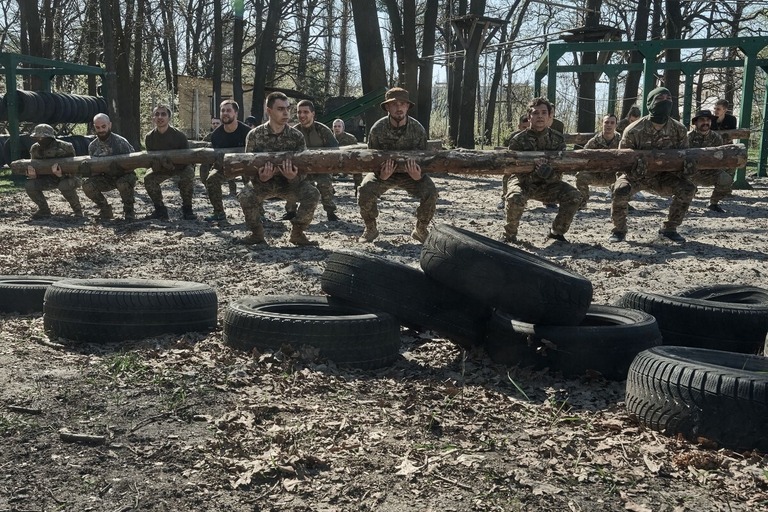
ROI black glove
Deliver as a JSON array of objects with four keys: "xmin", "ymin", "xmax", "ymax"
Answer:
[{"xmin": 535, "ymin": 162, "xmax": 554, "ymax": 180}]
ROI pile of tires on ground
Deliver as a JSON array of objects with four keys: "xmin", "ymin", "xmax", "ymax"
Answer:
[
  {"xmin": 1, "ymin": 91, "xmax": 108, "ymax": 124},
  {"xmin": 2, "ymin": 225, "xmax": 766, "ymax": 451}
]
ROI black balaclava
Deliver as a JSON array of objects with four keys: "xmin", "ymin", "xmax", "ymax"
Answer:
[{"xmin": 646, "ymin": 86, "xmax": 673, "ymax": 124}]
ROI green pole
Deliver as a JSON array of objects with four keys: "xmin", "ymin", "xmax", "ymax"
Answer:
[
  {"xmin": 734, "ymin": 46, "xmax": 758, "ymax": 189},
  {"xmin": 759, "ymin": 67, "xmax": 768, "ymax": 178}
]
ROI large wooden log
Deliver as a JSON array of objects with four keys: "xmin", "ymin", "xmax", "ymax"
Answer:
[
  {"xmin": 11, "ymin": 147, "xmax": 242, "ymax": 176},
  {"xmin": 563, "ymin": 128, "xmax": 750, "ymax": 145},
  {"xmin": 222, "ymin": 145, "xmax": 747, "ymax": 177}
]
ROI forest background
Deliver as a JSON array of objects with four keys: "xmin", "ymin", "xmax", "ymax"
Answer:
[{"xmin": 2, "ymin": 0, "xmax": 768, "ymax": 151}]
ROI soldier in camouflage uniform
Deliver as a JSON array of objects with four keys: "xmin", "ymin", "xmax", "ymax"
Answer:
[
  {"xmin": 144, "ymin": 105, "xmax": 196, "ymax": 221},
  {"xmin": 236, "ymin": 91, "xmax": 320, "ymax": 246},
  {"xmin": 504, "ymin": 97, "xmax": 582, "ymax": 243},
  {"xmin": 687, "ymin": 109, "xmax": 732, "ymax": 213},
  {"xmin": 24, "ymin": 124, "xmax": 83, "ymax": 219},
  {"xmin": 357, "ymin": 87, "xmax": 437, "ymax": 243},
  {"xmin": 83, "ymin": 114, "xmax": 137, "ymax": 221},
  {"xmin": 610, "ymin": 87, "xmax": 697, "ymax": 243},
  {"xmin": 283, "ymin": 100, "xmax": 340, "ymax": 221},
  {"xmin": 575, "ymin": 113, "xmax": 621, "ymax": 209},
  {"xmin": 332, "ymin": 119, "xmax": 362, "ymax": 194},
  {"xmin": 616, "ymin": 106, "xmax": 641, "ymax": 134}
]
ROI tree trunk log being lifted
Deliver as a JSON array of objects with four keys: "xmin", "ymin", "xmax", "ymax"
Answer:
[
  {"xmin": 222, "ymin": 145, "xmax": 747, "ymax": 177},
  {"xmin": 11, "ymin": 147, "xmax": 242, "ymax": 176},
  {"xmin": 564, "ymin": 128, "xmax": 750, "ymax": 145},
  {"xmin": 13, "ymin": 145, "xmax": 747, "ymax": 177}
]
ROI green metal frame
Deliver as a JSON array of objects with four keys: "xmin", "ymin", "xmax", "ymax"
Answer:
[
  {"xmin": 318, "ymin": 86, "xmax": 387, "ymax": 126},
  {"xmin": 1, "ymin": 52, "xmax": 105, "ymax": 162},
  {"xmin": 534, "ymin": 38, "xmax": 768, "ymax": 185}
]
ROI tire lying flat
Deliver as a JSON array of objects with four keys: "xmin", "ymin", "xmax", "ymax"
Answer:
[
  {"xmin": 223, "ymin": 295, "xmax": 401, "ymax": 370},
  {"xmin": 626, "ymin": 346, "xmax": 768, "ymax": 451},
  {"xmin": 321, "ymin": 250, "xmax": 491, "ymax": 348},
  {"xmin": 0, "ymin": 275, "xmax": 65, "ymax": 314},
  {"xmin": 485, "ymin": 305, "xmax": 661, "ymax": 380},
  {"xmin": 617, "ymin": 288, "xmax": 768, "ymax": 354},
  {"xmin": 420, "ymin": 224, "xmax": 593, "ymax": 326},
  {"xmin": 43, "ymin": 279, "xmax": 218, "ymax": 342}
]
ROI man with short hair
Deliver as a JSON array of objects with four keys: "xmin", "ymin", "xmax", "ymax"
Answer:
[
  {"xmin": 357, "ymin": 87, "xmax": 437, "ymax": 243},
  {"xmin": 283, "ymin": 99, "xmax": 340, "ymax": 221},
  {"xmin": 575, "ymin": 113, "xmax": 622, "ymax": 209},
  {"xmin": 82, "ymin": 113, "xmax": 137, "ymax": 221},
  {"xmin": 333, "ymin": 118, "xmax": 362, "ymax": 194},
  {"xmin": 617, "ymin": 106, "xmax": 641, "ymax": 134},
  {"xmin": 24, "ymin": 124, "xmax": 83, "ymax": 219},
  {"xmin": 504, "ymin": 97, "xmax": 582, "ymax": 243},
  {"xmin": 712, "ymin": 99, "xmax": 737, "ymax": 134},
  {"xmin": 204, "ymin": 99, "xmax": 252, "ymax": 222},
  {"xmin": 609, "ymin": 87, "xmax": 697, "ymax": 243},
  {"xmin": 143, "ymin": 105, "xmax": 196, "ymax": 220},
  {"xmin": 688, "ymin": 109, "xmax": 732, "ymax": 213},
  {"xmin": 236, "ymin": 92, "xmax": 320, "ymax": 246}
]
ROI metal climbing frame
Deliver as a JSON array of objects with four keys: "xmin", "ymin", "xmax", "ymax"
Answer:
[
  {"xmin": 1, "ymin": 52, "xmax": 105, "ymax": 162},
  {"xmin": 534, "ymin": 37, "xmax": 768, "ymax": 185}
]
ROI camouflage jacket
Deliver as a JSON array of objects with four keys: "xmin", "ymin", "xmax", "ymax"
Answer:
[
  {"xmin": 508, "ymin": 128, "xmax": 566, "ymax": 187},
  {"xmin": 584, "ymin": 132, "xmax": 621, "ymax": 149},
  {"xmin": 619, "ymin": 117, "xmax": 689, "ymax": 151},
  {"xmin": 688, "ymin": 129, "xmax": 723, "ymax": 149},
  {"xmin": 293, "ymin": 121, "xmax": 338, "ymax": 149},
  {"xmin": 245, "ymin": 122, "xmax": 307, "ymax": 185},
  {"xmin": 88, "ymin": 132, "xmax": 135, "ymax": 157},
  {"xmin": 335, "ymin": 131, "xmax": 358, "ymax": 147},
  {"xmin": 30, "ymin": 139, "xmax": 75, "ymax": 160},
  {"xmin": 368, "ymin": 116, "xmax": 427, "ymax": 180}
]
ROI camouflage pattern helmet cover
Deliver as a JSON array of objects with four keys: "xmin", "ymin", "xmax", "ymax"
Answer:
[{"xmin": 31, "ymin": 124, "xmax": 56, "ymax": 139}]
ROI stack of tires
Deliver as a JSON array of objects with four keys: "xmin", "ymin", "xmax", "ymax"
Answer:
[
  {"xmin": 0, "ymin": 91, "xmax": 108, "ymax": 124},
  {"xmin": 617, "ymin": 286, "xmax": 768, "ymax": 452},
  {"xmin": 0, "ymin": 277, "xmax": 218, "ymax": 343}
]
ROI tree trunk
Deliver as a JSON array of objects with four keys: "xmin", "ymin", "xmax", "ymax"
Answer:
[
  {"xmin": 250, "ymin": 0, "xmax": 283, "ymax": 122},
  {"xmin": 446, "ymin": 0, "xmax": 467, "ymax": 147},
  {"xmin": 350, "ymin": 0, "xmax": 388, "ymax": 138},
  {"xmin": 233, "ymin": 2, "xmax": 245, "ymax": 119},
  {"xmin": 212, "ymin": 0, "xmax": 223, "ymax": 109},
  {"xmin": 663, "ymin": 0, "xmax": 684, "ymax": 119},
  {"xmin": 416, "ymin": 0, "xmax": 439, "ymax": 134},
  {"xmin": 576, "ymin": 0, "xmax": 602, "ymax": 133},
  {"xmin": 338, "ymin": 0, "xmax": 350, "ymax": 96},
  {"xmin": 621, "ymin": 0, "xmax": 650, "ymax": 117},
  {"xmin": 457, "ymin": 0, "xmax": 489, "ymax": 149}
]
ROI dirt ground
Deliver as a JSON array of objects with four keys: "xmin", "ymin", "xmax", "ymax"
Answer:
[{"xmin": 0, "ymin": 171, "xmax": 767, "ymax": 512}]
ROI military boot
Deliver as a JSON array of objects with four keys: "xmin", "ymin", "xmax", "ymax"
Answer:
[
  {"xmin": 181, "ymin": 205, "xmax": 196, "ymax": 220},
  {"xmin": 123, "ymin": 203, "xmax": 136, "ymax": 222},
  {"xmin": 289, "ymin": 226, "xmax": 319, "ymax": 246},
  {"xmin": 358, "ymin": 220, "xmax": 379, "ymax": 243},
  {"xmin": 31, "ymin": 207, "xmax": 52, "ymax": 220},
  {"xmin": 61, "ymin": 190, "xmax": 84, "ymax": 218},
  {"xmin": 411, "ymin": 222, "xmax": 429, "ymax": 243},
  {"xmin": 146, "ymin": 204, "xmax": 169, "ymax": 220},
  {"xmin": 98, "ymin": 204, "xmax": 114, "ymax": 221},
  {"xmin": 239, "ymin": 224, "xmax": 267, "ymax": 246}
]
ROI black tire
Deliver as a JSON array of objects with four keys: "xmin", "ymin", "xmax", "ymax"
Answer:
[
  {"xmin": 43, "ymin": 279, "xmax": 218, "ymax": 343},
  {"xmin": 321, "ymin": 250, "xmax": 491, "ymax": 348},
  {"xmin": 420, "ymin": 224, "xmax": 593, "ymax": 326},
  {"xmin": 626, "ymin": 346, "xmax": 768, "ymax": 451},
  {"xmin": 485, "ymin": 305, "xmax": 661, "ymax": 380},
  {"xmin": 616, "ymin": 290, "xmax": 768, "ymax": 354},
  {"xmin": 675, "ymin": 283, "xmax": 768, "ymax": 303},
  {"xmin": 223, "ymin": 295, "xmax": 401, "ymax": 369},
  {"xmin": 0, "ymin": 276, "xmax": 65, "ymax": 314}
]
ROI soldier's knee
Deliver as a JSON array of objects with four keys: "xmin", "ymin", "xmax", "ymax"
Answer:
[
  {"xmin": 507, "ymin": 193, "xmax": 525, "ymax": 208},
  {"xmin": 716, "ymin": 172, "xmax": 733, "ymax": 188},
  {"xmin": 678, "ymin": 180, "xmax": 697, "ymax": 199},
  {"xmin": 613, "ymin": 183, "xmax": 632, "ymax": 198},
  {"xmin": 82, "ymin": 181, "xmax": 96, "ymax": 195},
  {"xmin": 564, "ymin": 189, "xmax": 584, "ymax": 205}
]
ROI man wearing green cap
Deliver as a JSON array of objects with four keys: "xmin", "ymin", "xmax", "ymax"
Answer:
[
  {"xmin": 609, "ymin": 87, "xmax": 697, "ymax": 243},
  {"xmin": 357, "ymin": 87, "xmax": 437, "ymax": 243},
  {"xmin": 24, "ymin": 124, "xmax": 83, "ymax": 219}
]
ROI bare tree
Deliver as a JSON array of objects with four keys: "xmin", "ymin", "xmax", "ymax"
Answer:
[{"xmin": 350, "ymin": 0, "xmax": 388, "ymax": 136}]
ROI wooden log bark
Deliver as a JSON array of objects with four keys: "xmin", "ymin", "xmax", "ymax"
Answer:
[
  {"xmin": 11, "ymin": 147, "xmax": 242, "ymax": 176},
  {"xmin": 222, "ymin": 145, "xmax": 747, "ymax": 177},
  {"xmin": 12, "ymin": 145, "xmax": 747, "ymax": 178}
]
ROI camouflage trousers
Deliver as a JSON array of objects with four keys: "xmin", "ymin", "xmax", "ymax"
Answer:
[
  {"xmin": 575, "ymin": 171, "xmax": 616, "ymax": 205},
  {"xmin": 357, "ymin": 173, "xmax": 438, "ymax": 225},
  {"xmin": 238, "ymin": 180, "xmax": 320, "ymax": 233},
  {"xmin": 144, "ymin": 165, "xmax": 195, "ymax": 207},
  {"xmin": 611, "ymin": 172, "xmax": 697, "ymax": 234},
  {"xmin": 504, "ymin": 181, "xmax": 582, "ymax": 237},
  {"xmin": 25, "ymin": 175, "xmax": 82, "ymax": 213},
  {"xmin": 285, "ymin": 174, "xmax": 336, "ymax": 214},
  {"xmin": 82, "ymin": 173, "xmax": 137, "ymax": 211},
  {"xmin": 689, "ymin": 169, "xmax": 733, "ymax": 205}
]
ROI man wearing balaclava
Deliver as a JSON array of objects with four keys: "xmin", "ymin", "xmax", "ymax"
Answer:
[{"xmin": 608, "ymin": 87, "xmax": 697, "ymax": 243}]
